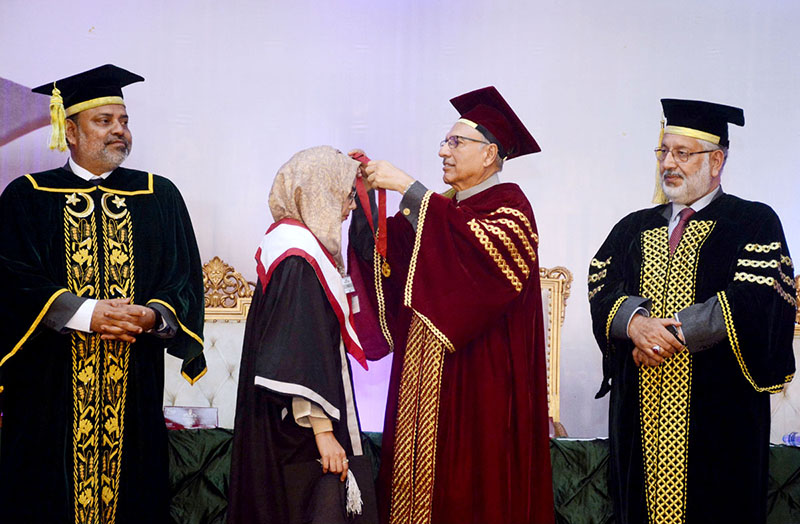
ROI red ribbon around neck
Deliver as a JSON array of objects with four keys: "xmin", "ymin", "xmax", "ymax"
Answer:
[{"xmin": 350, "ymin": 152, "xmax": 387, "ymax": 261}]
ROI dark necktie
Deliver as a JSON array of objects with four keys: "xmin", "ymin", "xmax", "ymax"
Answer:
[
  {"xmin": 669, "ymin": 207, "xmax": 696, "ymax": 255},
  {"xmin": 89, "ymin": 177, "xmax": 103, "ymax": 185}
]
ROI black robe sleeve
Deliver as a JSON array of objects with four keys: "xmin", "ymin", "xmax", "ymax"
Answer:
[
  {"xmin": 246, "ymin": 255, "xmax": 347, "ymax": 421},
  {"xmin": 144, "ymin": 177, "xmax": 206, "ymax": 383},
  {"xmin": 0, "ymin": 179, "xmax": 70, "ymax": 385},
  {"xmin": 715, "ymin": 204, "xmax": 796, "ymax": 392},
  {"xmin": 588, "ymin": 212, "xmax": 641, "ymax": 399}
]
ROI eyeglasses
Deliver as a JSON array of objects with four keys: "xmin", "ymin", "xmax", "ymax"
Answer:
[
  {"xmin": 440, "ymin": 135, "xmax": 490, "ymax": 149},
  {"xmin": 654, "ymin": 147, "xmax": 716, "ymax": 164}
]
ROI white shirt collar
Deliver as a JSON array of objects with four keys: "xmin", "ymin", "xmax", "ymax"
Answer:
[
  {"xmin": 69, "ymin": 157, "xmax": 112, "ymax": 181},
  {"xmin": 456, "ymin": 173, "xmax": 500, "ymax": 202},
  {"xmin": 670, "ymin": 185, "xmax": 721, "ymax": 223}
]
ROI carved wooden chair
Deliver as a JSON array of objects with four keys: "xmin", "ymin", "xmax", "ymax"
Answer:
[{"xmin": 540, "ymin": 265, "xmax": 573, "ymax": 437}]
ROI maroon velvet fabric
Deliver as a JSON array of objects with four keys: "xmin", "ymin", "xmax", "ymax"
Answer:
[{"xmin": 351, "ymin": 183, "xmax": 554, "ymax": 524}]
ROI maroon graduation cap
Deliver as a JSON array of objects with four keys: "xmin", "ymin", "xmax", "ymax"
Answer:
[{"xmin": 450, "ymin": 86, "xmax": 540, "ymax": 160}]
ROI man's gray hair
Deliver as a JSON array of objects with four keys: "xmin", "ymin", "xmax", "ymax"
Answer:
[
  {"xmin": 699, "ymin": 138, "xmax": 729, "ymax": 176},
  {"xmin": 494, "ymin": 154, "xmax": 504, "ymax": 173}
]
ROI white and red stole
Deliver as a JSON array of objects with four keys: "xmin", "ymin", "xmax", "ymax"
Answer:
[
  {"xmin": 255, "ymin": 218, "xmax": 368, "ymax": 369},
  {"xmin": 254, "ymin": 218, "xmax": 367, "ymax": 453}
]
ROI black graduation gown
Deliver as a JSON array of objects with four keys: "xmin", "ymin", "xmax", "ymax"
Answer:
[
  {"xmin": 0, "ymin": 167, "xmax": 205, "ymax": 524},
  {"xmin": 227, "ymin": 256, "xmax": 360, "ymax": 524},
  {"xmin": 589, "ymin": 193, "xmax": 796, "ymax": 524}
]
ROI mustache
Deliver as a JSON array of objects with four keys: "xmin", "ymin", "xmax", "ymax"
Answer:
[
  {"xmin": 105, "ymin": 137, "xmax": 131, "ymax": 149},
  {"xmin": 662, "ymin": 170, "xmax": 684, "ymax": 181}
]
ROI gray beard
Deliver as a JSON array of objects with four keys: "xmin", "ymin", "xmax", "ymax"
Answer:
[{"xmin": 661, "ymin": 156, "xmax": 712, "ymax": 205}]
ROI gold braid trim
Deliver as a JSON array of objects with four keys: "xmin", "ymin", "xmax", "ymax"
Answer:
[
  {"xmin": 606, "ymin": 296, "xmax": 628, "ymax": 346},
  {"xmin": 373, "ymin": 236, "xmax": 394, "ymax": 351},
  {"xmin": 588, "ymin": 283, "xmax": 605, "ymax": 301},
  {"xmin": 588, "ymin": 269, "xmax": 608, "ymax": 284},
  {"xmin": 781, "ymin": 255, "xmax": 793, "ymax": 268},
  {"xmin": 474, "ymin": 219, "xmax": 530, "ymax": 277},
  {"xmin": 717, "ymin": 291, "xmax": 789, "ymax": 393},
  {"xmin": 403, "ymin": 191, "xmax": 433, "ymax": 308},
  {"xmin": 389, "ymin": 313, "xmax": 446, "ymax": 524},
  {"xmin": 733, "ymin": 273, "xmax": 798, "ymax": 308},
  {"xmin": 638, "ymin": 221, "xmax": 714, "ymax": 524},
  {"xmin": 744, "ymin": 241, "xmax": 782, "ymax": 253},
  {"xmin": 490, "ymin": 207, "xmax": 539, "ymax": 244},
  {"xmin": 737, "ymin": 258, "xmax": 779, "ymax": 269},
  {"xmin": 479, "ymin": 216, "xmax": 537, "ymax": 262},
  {"xmin": 401, "ymin": 191, "xmax": 454, "ymax": 354},
  {"xmin": 468, "ymin": 219, "xmax": 523, "ymax": 292},
  {"xmin": 591, "ymin": 256, "xmax": 612, "ymax": 268}
]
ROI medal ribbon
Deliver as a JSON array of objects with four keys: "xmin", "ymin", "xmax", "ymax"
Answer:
[{"xmin": 351, "ymin": 152, "xmax": 389, "ymax": 272}]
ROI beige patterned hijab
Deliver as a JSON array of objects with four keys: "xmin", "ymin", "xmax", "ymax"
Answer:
[{"xmin": 269, "ymin": 145, "xmax": 360, "ymax": 267}]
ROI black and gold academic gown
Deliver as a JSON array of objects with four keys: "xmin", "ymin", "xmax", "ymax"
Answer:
[
  {"xmin": 0, "ymin": 167, "xmax": 205, "ymax": 524},
  {"xmin": 589, "ymin": 193, "xmax": 796, "ymax": 524}
]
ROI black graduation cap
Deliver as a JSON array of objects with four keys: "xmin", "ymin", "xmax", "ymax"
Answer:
[
  {"xmin": 450, "ymin": 86, "xmax": 540, "ymax": 160},
  {"xmin": 31, "ymin": 64, "xmax": 144, "ymax": 151},
  {"xmin": 661, "ymin": 98, "xmax": 744, "ymax": 148}
]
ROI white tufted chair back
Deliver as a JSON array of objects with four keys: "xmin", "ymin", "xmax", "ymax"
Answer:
[{"xmin": 163, "ymin": 257, "xmax": 253, "ymax": 429}]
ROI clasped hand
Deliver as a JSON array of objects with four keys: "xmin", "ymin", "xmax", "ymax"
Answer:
[
  {"xmin": 89, "ymin": 297, "xmax": 156, "ymax": 343},
  {"xmin": 628, "ymin": 314, "xmax": 684, "ymax": 368}
]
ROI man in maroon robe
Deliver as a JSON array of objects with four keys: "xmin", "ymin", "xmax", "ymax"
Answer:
[{"xmin": 348, "ymin": 87, "xmax": 555, "ymax": 524}]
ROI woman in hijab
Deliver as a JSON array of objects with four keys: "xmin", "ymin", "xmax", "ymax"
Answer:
[{"xmin": 227, "ymin": 146, "xmax": 370, "ymax": 524}]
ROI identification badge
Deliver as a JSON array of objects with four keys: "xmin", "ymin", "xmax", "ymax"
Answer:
[{"xmin": 342, "ymin": 275, "xmax": 356, "ymax": 294}]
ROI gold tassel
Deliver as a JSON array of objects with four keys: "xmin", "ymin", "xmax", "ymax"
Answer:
[
  {"xmin": 651, "ymin": 115, "xmax": 668, "ymax": 205},
  {"xmin": 48, "ymin": 83, "xmax": 67, "ymax": 152}
]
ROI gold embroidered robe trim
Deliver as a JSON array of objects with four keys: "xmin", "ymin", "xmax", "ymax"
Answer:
[
  {"xmin": 388, "ymin": 313, "xmax": 446, "ymax": 524},
  {"xmin": 638, "ymin": 220, "xmax": 715, "ymax": 524},
  {"xmin": 66, "ymin": 191, "xmax": 134, "ymax": 524},
  {"xmin": 389, "ymin": 190, "xmax": 449, "ymax": 524}
]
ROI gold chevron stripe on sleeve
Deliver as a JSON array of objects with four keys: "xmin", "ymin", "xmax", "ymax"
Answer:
[{"xmin": 468, "ymin": 219, "xmax": 523, "ymax": 292}]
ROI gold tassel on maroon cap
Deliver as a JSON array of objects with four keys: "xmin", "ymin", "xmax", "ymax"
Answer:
[
  {"xmin": 651, "ymin": 115, "xmax": 668, "ymax": 205},
  {"xmin": 48, "ymin": 82, "xmax": 67, "ymax": 152}
]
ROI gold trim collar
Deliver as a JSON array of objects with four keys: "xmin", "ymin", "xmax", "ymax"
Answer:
[{"xmin": 24, "ymin": 172, "xmax": 155, "ymax": 196}]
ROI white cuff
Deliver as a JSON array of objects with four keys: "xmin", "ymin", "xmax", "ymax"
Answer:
[
  {"xmin": 65, "ymin": 298, "xmax": 98, "ymax": 333},
  {"xmin": 292, "ymin": 397, "xmax": 332, "ymax": 434}
]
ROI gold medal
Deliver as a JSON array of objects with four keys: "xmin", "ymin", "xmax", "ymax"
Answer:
[{"xmin": 381, "ymin": 259, "xmax": 391, "ymax": 278}]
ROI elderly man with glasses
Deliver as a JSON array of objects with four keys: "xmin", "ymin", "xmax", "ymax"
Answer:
[
  {"xmin": 348, "ymin": 86, "xmax": 555, "ymax": 524},
  {"xmin": 588, "ymin": 99, "xmax": 796, "ymax": 524}
]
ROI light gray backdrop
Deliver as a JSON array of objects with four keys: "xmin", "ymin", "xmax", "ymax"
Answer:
[{"xmin": 2, "ymin": 0, "xmax": 798, "ymax": 435}]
